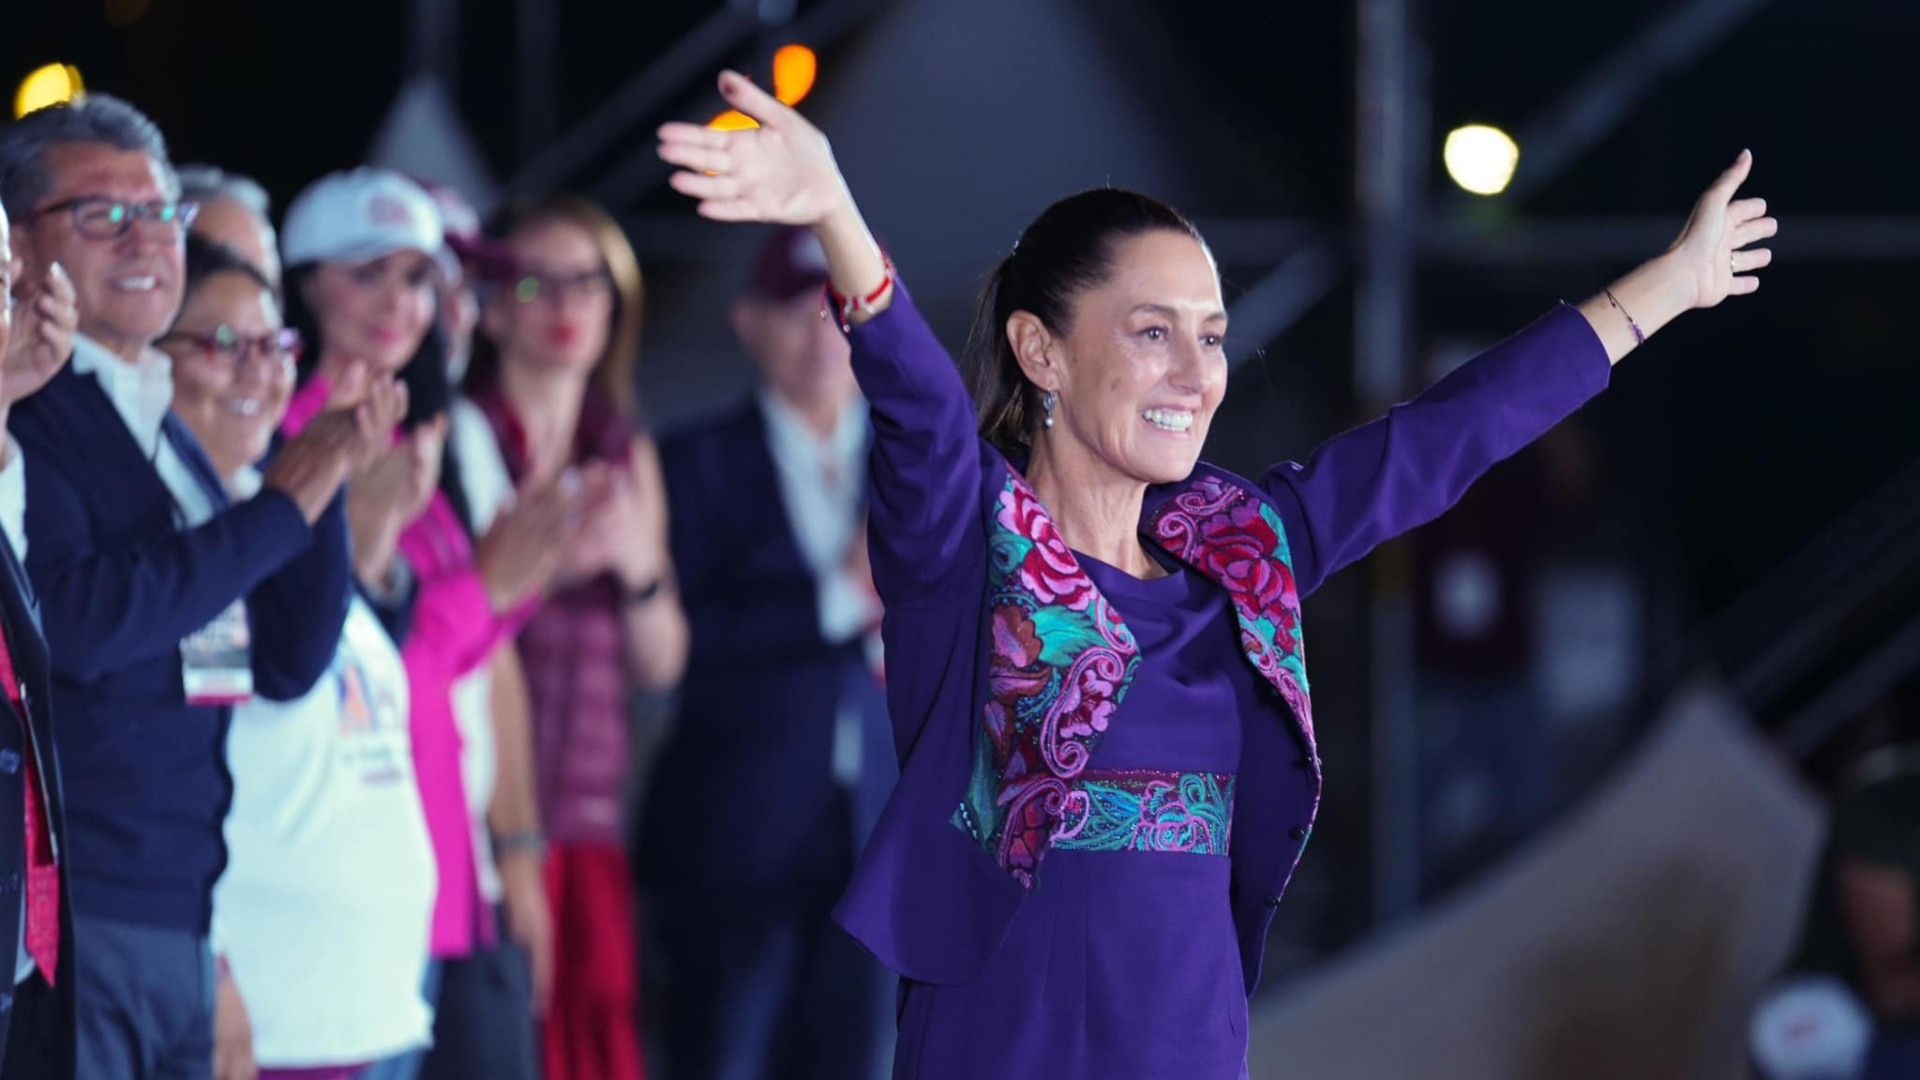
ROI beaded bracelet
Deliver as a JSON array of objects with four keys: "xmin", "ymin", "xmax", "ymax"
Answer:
[
  {"xmin": 825, "ymin": 253, "xmax": 896, "ymax": 332},
  {"xmin": 1603, "ymin": 288, "xmax": 1646, "ymax": 346}
]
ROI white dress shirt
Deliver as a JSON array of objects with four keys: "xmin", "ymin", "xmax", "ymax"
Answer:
[
  {"xmin": 70, "ymin": 335, "xmax": 218, "ymax": 527},
  {"xmin": 758, "ymin": 390, "xmax": 877, "ymax": 786}
]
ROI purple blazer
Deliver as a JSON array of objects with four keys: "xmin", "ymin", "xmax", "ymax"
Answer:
[{"xmin": 832, "ymin": 281, "xmax": 1610, "ymax": 994}]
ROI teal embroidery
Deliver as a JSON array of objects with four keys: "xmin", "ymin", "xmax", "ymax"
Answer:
[
  {"xmin": 956, "ymin": 466, "xmax": 1315, "ymax": 889},
  {"xmin": 952, "ymin": 473, "xmax": 1141, "ymax": 888},
  {"xmin": 1052, "ymin": 771, "xmax": 1235, "ymax": 856}
]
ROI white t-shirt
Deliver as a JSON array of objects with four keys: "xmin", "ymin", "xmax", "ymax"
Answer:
[
  {"xmin": 213, "ymin": 476, "xmax": 436, "ymax": 1065},
  {"xmin": 449, "ymin": 396, "xmax": 516, "ymax": 905}
]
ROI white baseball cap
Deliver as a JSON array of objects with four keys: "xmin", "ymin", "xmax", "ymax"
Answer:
[
  {"xmin": 280, "ymin": 167, "xmax": 444, "ymax": 269},
  {"xmin": 1749, "ymin": 975, "xmax": 1872, "ymax": 1080}
]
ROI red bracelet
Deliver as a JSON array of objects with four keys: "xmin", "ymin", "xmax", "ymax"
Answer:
[{"xmin": 824, "ymin": 254, "xmax": 896, "ymax": 333}]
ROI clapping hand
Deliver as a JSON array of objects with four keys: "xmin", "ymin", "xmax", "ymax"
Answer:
[
  {"xmin": 264, "ymin": 368, "xmax": 409, "ymax": 524},
  {"xmin": 346, "ymin": 415, "xmax": 447, "ymax": 591},
  {"xmin": 475, "ymin": 478, "xmax": 576, "ymax": 612},
  {"xmin": 2, "ymin": 260, "xmax": 77, "ymax": 407}
]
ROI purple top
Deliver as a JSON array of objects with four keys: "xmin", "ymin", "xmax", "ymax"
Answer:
[
  {"xmin": 896, "ymin": 555, "xmax": 1263, "ymax": 1078},
  {"xmin": 1076, "ymin": 554, "xmax": 1256, "ymax": 774},
  {"xmin": 832, "ymin": 280, "xmax": 1611, "ymax": 994}
]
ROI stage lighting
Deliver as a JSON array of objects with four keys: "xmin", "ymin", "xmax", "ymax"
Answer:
[
  {"xmin": 1443, "ymin": 124, "xmax": 1519, "ymax": 197},
  {"xmin": 15, "ymin": 63, "xmax": 85, "ymax": 120},
  {"xmin": 707, "ymin": 44, "xmax": 820, "ymax": 131},
  {"xmin": 709, "ymin": 110, "xmax": 759, "ymax": 132},
  {"xmin": 772, "ymin": 45, "xmax": 817, "ymax": 106}
]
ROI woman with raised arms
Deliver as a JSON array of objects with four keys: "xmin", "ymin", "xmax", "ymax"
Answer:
[{"xmin": 659, "ymin": 71, "xmax": 1776, "ymax": 1079}]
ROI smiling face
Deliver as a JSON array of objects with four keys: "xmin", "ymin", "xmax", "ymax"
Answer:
[
  {"xmin": 1020, "ymin": 229, "xmax": 1229, "ymax": 486},
  {"xmin": 160, "ymin": 270, "xmax": 294, "ymax": 476},
  {"xmin": 17, "ymin": 142, "xmax": 184, "ymax": 360},
  {"xmin": 302, "ymin": 248, "xmax": 438, "ymax": 375}
]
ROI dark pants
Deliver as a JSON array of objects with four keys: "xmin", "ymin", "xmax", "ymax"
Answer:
[
  {"xmin": 418, "ymin": 908, "xmax": 539, "ymax": 1080},
  {"xmin": 4, "ymin": 971, "xmax": 70, "ymax": 1079},
  {"xmin": 74, "ymin": 915, "xmax": 215, "ymax": 1080},
  {"xmin": 650, "ymin": 875, "xmax": 892, "ymax": 1080}
]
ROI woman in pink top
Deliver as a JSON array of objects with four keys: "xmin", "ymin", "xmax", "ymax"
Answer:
[
  {"xmin": 469, "ymin": 195, "xmax": 687, "ymax": 1080},
  {"xmin": 279, "ymin": 168, "xmax": 573, "ymax": 1080}
]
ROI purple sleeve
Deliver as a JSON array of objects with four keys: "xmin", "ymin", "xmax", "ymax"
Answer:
[
  {"xmin": 1262, "ymin": 303, "xmax": 1611, "ymax": 597},
  {"xmin": 845, "ymin": 282, "xmax": 987, "ymax": 606}
]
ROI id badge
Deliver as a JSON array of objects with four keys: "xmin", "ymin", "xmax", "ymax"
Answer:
[{"xmin": 181, "ymin": 600, "xmax": 253, "ymax": 706}]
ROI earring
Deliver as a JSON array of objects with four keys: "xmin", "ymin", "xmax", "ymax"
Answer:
[{"xmin": 1041, "ymin": 391, "xmax": 1058, "ymax": 428}]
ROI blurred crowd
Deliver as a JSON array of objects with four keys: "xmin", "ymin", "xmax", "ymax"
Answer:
[{"xmin": 0, "ymin": 91, "xmax": 891, "ymax": 1080}]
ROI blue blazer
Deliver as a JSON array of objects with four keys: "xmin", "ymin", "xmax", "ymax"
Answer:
[
  {"xmin": 0, "ymin": 525, "xmax": 74, "ymax": 1071},
  {"xmin": 10, "ymin": 362, "xmax": 351, "ymax": 933},
  {"xmin": 640, "ymin": 398, "xmax": 895, "ymax": 893}
]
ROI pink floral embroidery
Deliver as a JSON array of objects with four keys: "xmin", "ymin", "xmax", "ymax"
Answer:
[
  {"xmin": 995, "ymin": 482, "xmax": 1095, "ymax": 612},
  {"xmin": 955, "ymin": 474, "xmax": 1139, "ymax": 887},
  {"xmin": 1148, "ymin": 473, "xmax": 1314, "ymax": 746},
  {"xmin": 955, "ymin": 467, "xmax": 1315, "ymax": 890}
]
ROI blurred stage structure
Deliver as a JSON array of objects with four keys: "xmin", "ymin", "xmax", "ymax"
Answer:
[{"xmin": 1248, "ymin": 682, "xmax": 1822, "ymax": 1079}]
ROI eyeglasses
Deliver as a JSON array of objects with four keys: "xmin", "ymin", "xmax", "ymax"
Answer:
[
  {"xmin": 160, "ymin": 326, "xmax": 303, "ymax": 369},
  {"xmin": 512, "ymin": 269, "xmax": 613, "ymax": 306},
  {"xmin": 34, "ymin": 197, "xmax": 200, "ymax": 241}
]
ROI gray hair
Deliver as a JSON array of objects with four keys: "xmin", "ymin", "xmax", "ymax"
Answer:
[
  {"xmin": 176, "ymin": 164, "xmax": 271, "ymax": 218},
  {"xmin": 0, "ymin": 93, "xmax": 178, "ymax": 221}
]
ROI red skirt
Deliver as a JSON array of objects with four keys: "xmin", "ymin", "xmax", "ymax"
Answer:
[{"xmin": 543, "ymin": 842, "xmax": 646, "ymax": 1080}]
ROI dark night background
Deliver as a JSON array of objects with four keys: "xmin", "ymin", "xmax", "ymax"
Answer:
[{"xmin": 6, "ymin": 0, "xmax": 1918, "ymax": 993}]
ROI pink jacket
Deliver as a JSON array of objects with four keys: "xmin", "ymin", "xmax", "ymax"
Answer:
[
  {"xmin": 397, "ymin": 494, "xmax": 513, "ymax": 956},
  {"xmin": 286, "ymin": 379, "xmax": 521, "ymax": 956}
]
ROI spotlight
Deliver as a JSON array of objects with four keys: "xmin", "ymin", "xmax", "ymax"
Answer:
[
  {"xmin": 1443, "ymin": 124, "xmax": 1519, "ymax": 197},
  {"xmin": 15, "ymin": 63, "xmax": 85, "ymax": 120},
  {"xmin": 707, "ymin": 44, "xmax": 819, "ymax": 131},
  {"xmin": 772, "ymin": 45, "xmax": 817, "ymax": 106}
]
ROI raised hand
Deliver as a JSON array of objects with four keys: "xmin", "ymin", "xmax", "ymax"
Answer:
[
  {"xmin": 2, "ymin": 260, "xmax": 77, "ymax": 407},
  {"xmin": 659, "ymin": 70, "xmax": 890, "ymax": 321},
  {"xmin": 1666, "ymin": 149, "xmax": 1779, "ymax": 310},
  {"xmin": 656, "ymin": 70, "xmax": 853, "ymax": 226},
  {"xmin": 1578, "ymin": 150, "xmax": 1780, "ymax": 363}
]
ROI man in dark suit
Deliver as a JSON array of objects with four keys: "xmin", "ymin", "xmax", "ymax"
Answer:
[
  {"xmin": 0, "ymin": 95, "xmax": 376, "ymax": 1079},
  {"xmin": 0, "ymin": 187, "xmax": 80, "ymax": 1078},
  {"xmin": 644, "ymin": 227, "xmax": 894, "ymax": 1080}
]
